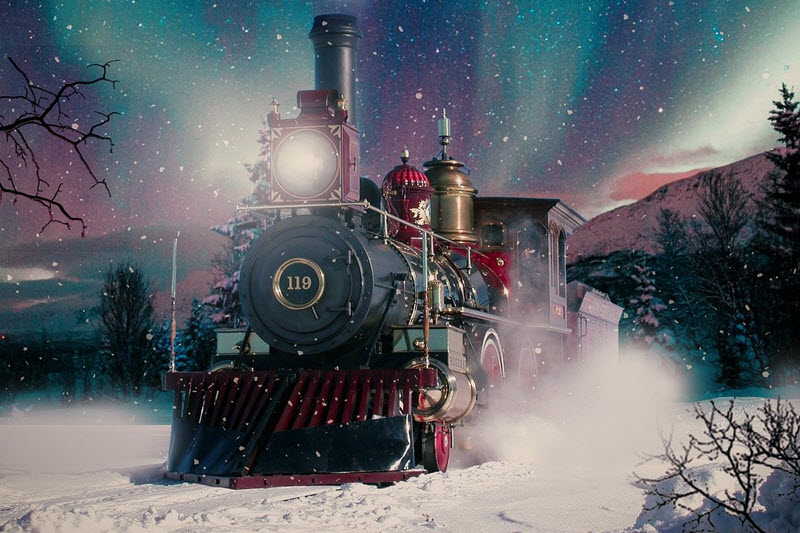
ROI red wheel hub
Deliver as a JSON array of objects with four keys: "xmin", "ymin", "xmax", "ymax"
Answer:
[
  {"xmin": 434, "ymin": 424, "xmax": 451, "ymax": 472},
  {"xmin": 422, "ymin": 423, "xmax": 451, "ymax": 473}
]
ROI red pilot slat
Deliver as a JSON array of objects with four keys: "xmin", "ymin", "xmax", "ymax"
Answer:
[
  {"xmin": 209, "ymin": 374, "xmax": 231, "ymax": 427},
  {"xmin": 373, "ymin": 378, "xmax": 385, "ymax": 417},
  {"xmin": 402, "ymin": 377, "xmax": 412, "ymax": 416},
  {"xmin": 355, "ymin": 374, "xmax": 372, "ymax": 422},
  {"xmin": 292, "ymin": 371, "xmax": 322, "ymax": 429},
  {"xmin": 275, "ymin": 372, "xmax": 308, "ymax": 432},
  {"xmin": 187, "ymin": 376, "xmax": 206, "ymax": 422},
  {"xmin": 386, "ymin": 378, "xmax": 400, "ymax": 417},
  {"xmin": 230, "ymin": 375, "xmax": 256, "ymax": 431},
  {"xmin": 239, "ymin": 373, "xmax": 272, "ymax": 431},
  {"xmin": 250, "ymin": 372, "xmax": 277, "ymax": 425},
  {"xmin": 308, "ymin": 373, "xmax": 335, "ymax": 427},
  {"xmin": 219, "ymin": 375, "xmax": 242, "ymax": 430},
  {"xmin": 325, "ymin": 374, "xmax": 347, "ymax": 425},
  {"xmin": 199, "ymin": 377, "xmax": 217, "ymax": 425},
  {"xmin": 339, "ymin": 373, "xmax": 359, "ymax": 424}
]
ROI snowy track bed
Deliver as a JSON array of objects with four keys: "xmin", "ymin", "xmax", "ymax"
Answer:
[
  {"xmin": 0, "ymin": 460, "xmax": 641, "ymax": 533},
  {"xmin": 1, "ymin": 395, "xmax": 794, "ymax": 532},
  {"xmin": 0, "ymin": 418, "xmax": 646, "ymax": 532}
]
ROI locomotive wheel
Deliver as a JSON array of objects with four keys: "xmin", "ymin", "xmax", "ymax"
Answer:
[
  {"xmin": 421, "ymin": 423, "xmax": 451, "ymax": 473},
  {"xmin": 480, "ymin": 329, "xmax": 504, "ymax": 387},
  {"xmin": 518, "ymin": 344, "xmax": 539, "ymax": 390}
]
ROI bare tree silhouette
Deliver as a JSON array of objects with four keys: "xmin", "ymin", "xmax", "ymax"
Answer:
[{"xmin": 0, "ymin": 57, "xmax": 118, "ymax": 235}]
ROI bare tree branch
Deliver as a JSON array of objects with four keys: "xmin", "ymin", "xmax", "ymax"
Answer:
[
  {"xmin": 0, "ymin": 56, "xmax": 119, "ymax": 236},
  {"xmin": 635, "ymin": 399, "xmax": 800, "ymax": 532}
]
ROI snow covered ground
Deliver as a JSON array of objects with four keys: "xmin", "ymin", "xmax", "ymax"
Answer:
[
  {"xmin": 0, "ymin": 423, "xmax": 645, "ymax": 532},
  {"xmin": 0, "ymin": 361, "xmax": 796, "ymax": 532}
]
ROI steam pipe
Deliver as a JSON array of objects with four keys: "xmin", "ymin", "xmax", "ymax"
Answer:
[{"xmin": 308, "ymin": 14, "xmax": 362, "ymax": 129}]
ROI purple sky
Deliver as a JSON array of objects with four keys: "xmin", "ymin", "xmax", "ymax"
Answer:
[{"xmin": 1, "ymin": 0, "xmax": 798, "ymax": 334}]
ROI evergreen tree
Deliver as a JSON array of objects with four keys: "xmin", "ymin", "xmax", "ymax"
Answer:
[
  {"xmin": 203, "ymin": 119, "xmax": 275, "ymax": 327},
  {"xmin": 629, "ymin": 264, "xmax": 670, "ymax": 349},
  {"xmin": 763, "ymin": 83, "xmax": 800, "ymax": 251},
  {"xmin": 96, "ymin": 261, "xmax": 156, "ymax": 398},
  {"xmin": 758, "ymin": 83, "xmax": 800, "ymax": 377},
  {"xmin": 181, "ymin": 299, "xmax": 216, "ymax": 370}
]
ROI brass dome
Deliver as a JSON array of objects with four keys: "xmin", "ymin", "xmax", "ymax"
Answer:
[{"xmin": 423, "ymin": 156, "xmax": 478, "ymax": 244}]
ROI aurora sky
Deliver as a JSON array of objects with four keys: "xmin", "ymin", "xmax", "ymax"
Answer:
[{"xmin": 1, "ymin": 0, "xmax": 798, "ymax": 334}]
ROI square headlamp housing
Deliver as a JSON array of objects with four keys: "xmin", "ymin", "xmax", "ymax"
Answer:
[{"xmin": 268, "ymin": 89, "xmax": 359, "ymax": 204}]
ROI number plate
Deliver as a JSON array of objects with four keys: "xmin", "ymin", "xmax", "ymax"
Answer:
[{"xmin": 272, "ymin": 258, "xmax": 325, "ymax": 310}]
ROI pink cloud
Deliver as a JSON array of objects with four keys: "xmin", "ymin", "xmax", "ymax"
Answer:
[{"xmin": 609, "ymin": 168, "xmax": 708, "ymax": 202}]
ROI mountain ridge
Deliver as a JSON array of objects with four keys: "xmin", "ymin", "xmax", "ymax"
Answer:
[{"xmin": 568, "ymin": 153, "xmax": 776, "ymax": 262}]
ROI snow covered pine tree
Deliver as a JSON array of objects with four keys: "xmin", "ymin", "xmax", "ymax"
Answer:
[
  {"xmin": 203, "ymin": 117, "xmax": 276, "ymax": 327},
  {"xmin": 760, "ymin": 83, "xmax": 800, "ymax": 377},
  {"xmin": 629, "ymin": 264, "xmax": 670, "ymax": 350}
]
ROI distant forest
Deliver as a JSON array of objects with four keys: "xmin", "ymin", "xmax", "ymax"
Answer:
[{"xmin": 569, "ymin": 84, "xmax": 800, "ymax": 391}]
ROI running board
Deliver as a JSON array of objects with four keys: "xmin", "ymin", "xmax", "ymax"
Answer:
[{"xmin": 164, "ymin": 469, "xmax": 427, "ymax": 489}]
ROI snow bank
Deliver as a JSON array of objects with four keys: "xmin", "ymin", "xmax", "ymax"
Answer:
[
  {"xmin": 758, "ymin": 466, "xmax": 800, "ymax": 531},
  {"xmin": 634, "ymin": 463, "xmax": 800, "ymax": 532},
  {"xmin": 634, "ymin": 463, "xmax": 747, "ymax": 532}
]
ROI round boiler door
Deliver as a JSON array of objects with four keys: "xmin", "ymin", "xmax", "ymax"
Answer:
[
  {"xmin": 272, "ymin": 258, "xmax": 325, "ymax": 310},
  {"xmin": 273, "ymin": 129, "xmax": 339, "ymax": 198}
]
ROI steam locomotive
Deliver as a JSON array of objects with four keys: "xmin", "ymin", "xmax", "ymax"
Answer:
[{"xmin": 162, "ymin": 14, "xmax": 622, "ymax": 489}]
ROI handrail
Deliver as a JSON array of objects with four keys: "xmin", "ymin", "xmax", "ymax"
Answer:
[{"xmin": 236, "ymin": 200, "xmax": 491, "ymax": 263}]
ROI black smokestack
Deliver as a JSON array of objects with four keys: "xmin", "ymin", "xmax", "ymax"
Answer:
[{"xmin": 308, "ymin": 14, "xmax": 362, "ymax": 129}]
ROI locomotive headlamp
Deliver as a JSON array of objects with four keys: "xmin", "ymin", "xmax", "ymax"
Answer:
[
  {"xmin": 267, "ymin": 89, "xmax": 360, "ymax": 204},
  {"xmin": 273, "ymin": 130, "xmax": 339, "ymax": 199}
]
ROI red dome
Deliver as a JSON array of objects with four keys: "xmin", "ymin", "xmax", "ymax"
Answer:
[
  {"xmin": 381, "ymin": 152, "xmax": 434, "ymax": 247},
  {"xmin": 382, "ymin": 162, "xmax": 429, "ymax": 190}
]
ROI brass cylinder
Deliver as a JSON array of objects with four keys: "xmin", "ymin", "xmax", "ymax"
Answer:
[{"xmin": 423, "ymin": 158, "xmax": 478, "ymax": 244}]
